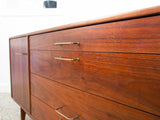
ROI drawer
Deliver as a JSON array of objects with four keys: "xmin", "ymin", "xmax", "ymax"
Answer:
[
  {"xmin": 31, "ymin": 95, "xmax": 64, "ymax": 120},
  {"xmin": 30, "ymin": 50, "xmax": 160, "ymax": 116},
  {"xmin": 31, "ymin": 74, "xmax": 160, "ymax": 120},
  {"xmin": 30, "ymin": 15, "xmax": 160, "ymax": 53},
  {"xmin": 10, "ymin": 37, "xmax": 28, "ymax": 54}
]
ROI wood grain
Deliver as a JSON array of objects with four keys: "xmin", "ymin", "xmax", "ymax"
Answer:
[
  {"xmin": 31, "ymin": 95, "xmax": 63, "ymax": 120},
  {"xmin": 10, "ymin": 6, "xmax": 160, "ymax": 39},
  {"xmin": 30, "ymin": 15, "xmax": 160, "ymax": 54},
  {"xmin": 9, "ymin": 6, "xmax": 160, "ymax": 120},
  {"xmin": 10, "ymin": 37, "xmax": 30, "ymax": 112},
  {"xmin": 30, "ymin": 50, "xmax": 160, "ymax": 116},
  {"xmin": 31, "ymin": 74, "xmax": 160, "ymax": 120}
]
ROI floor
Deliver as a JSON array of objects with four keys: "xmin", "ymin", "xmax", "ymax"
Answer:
[{"xmin": 0, "ymin": 93, "xmax": 32, "ymax": 120}]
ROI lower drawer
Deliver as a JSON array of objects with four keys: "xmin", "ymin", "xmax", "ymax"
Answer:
[
  {"xmin": 31, "ymin": 73, "xmax": 160, "ymax": 120},
  {"xmin": 31, "ymin": 95, "xmax": 64, "ymax": 120},
  {"xmin": 31, "ymin": 51, "xmax": 160, "ymax": 116}
]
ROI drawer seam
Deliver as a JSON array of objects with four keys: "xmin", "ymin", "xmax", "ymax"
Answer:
[{"xmin": 30, "ymin": 50, "xmax": 160, "ymax": 55}]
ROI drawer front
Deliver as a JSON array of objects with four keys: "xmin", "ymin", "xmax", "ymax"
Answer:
[
  {"xmin": 30, "ymin": 15, "xmax": 160, "ymax": 53},
  {"xmin": 30, "ymin": 50, "xmax": 160, "ymax": 116},
  {"xmin": 31, "ymin": 74, "xmax": 160, "ymax": 120},
  {"xmin": 31, "ymin": 95, "xmax": 64, "ymax": 120}
]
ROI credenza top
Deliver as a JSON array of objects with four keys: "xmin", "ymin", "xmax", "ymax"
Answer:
[{"xmin": 10, "ymin": 6, "xmax": 160, "ymax": 39}]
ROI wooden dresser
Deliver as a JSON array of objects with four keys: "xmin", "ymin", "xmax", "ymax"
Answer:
[{"xmin": 9, "ymin": 6, "xmax": 160, "ymax": 120}]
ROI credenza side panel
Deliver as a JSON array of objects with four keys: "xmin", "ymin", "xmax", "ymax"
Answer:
[{"xmin": 10, "ymin": 37, "xmax": 30, "ymax": 112}]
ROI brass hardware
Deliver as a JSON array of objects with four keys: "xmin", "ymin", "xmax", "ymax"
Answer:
[
  {"xmin": 54, "ymin": 42, "xmax": 79, "ymax": 46},
  {"xmin": 54, "ymin": 57, "xmax": 80, "ymax": 61},
  {"xmin": 55, "ymin": 106, "xmax": 79, "ymax": 120},
  {"xmin": 16, "ymin": 53, "xmax": 28, "ymax": 55}
]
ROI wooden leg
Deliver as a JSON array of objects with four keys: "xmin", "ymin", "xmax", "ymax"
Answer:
[{"xmin": 20, "ymin": 108, "xmax": 26, "ymax": 120}]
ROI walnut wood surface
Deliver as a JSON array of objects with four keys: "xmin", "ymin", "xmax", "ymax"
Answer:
[
  {"xmin": 10, "ymin": 6, "xmax": 160, "ymax": 39},
  {"xmin": 31, "ymin": 74, "xmax": 160, "ymax": 120},
  {"xmin": 10, "ymin": 37, "xmax": 30, "ymax": 112},
  {"xmin": 9, "ymin": 6, "xmax": 160, "ymax": 120},
  {"xmin": 30, "ymin": 15, "xmax": 160, "ymax": 54},
  {"xmin": 30, "ymin": 50, "xmax": 160, "ymax": 116},
  {"xmin": 31, "ymin": 95, "xmax": 63, "ymax": 120}
]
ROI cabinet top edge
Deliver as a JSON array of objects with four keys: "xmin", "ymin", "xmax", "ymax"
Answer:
[{"xmin": 10, "ymin": 6, "xmax": 160, "ymax": 39}]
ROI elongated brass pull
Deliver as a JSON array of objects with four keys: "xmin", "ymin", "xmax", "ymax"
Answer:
[
  {"xmin": 55, "ymin": 106, "xmax": 79, "ymax": 120},
  {"xmin": 16, "ymin": 53, "xmax": 28, "ymax": 55},
  {"xmin": 54, "ymin": 57, "xmax": 80, "ymax": 61},
  {"xmin": 54, "ymin": 42, "xmax": 79, "ymax": 46}
]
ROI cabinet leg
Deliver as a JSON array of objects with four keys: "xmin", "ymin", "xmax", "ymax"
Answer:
[{"xmin": 20, "ymin": 108, "xmax": 26, "ymax": 120}]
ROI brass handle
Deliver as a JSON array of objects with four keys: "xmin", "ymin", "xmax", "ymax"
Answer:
[
  {"xmin": 54, "ymin": 42, "xmax": 79, "ymax": 46},
  {"xmin": 16, "ymin": 53, "xmax": 28, "ymax": 55},
  {"xmin": 54, "ymin": 57, "xmax": 80, "ymax": 61},
  {"xmin": 55, "ymin": 106, "xmax": 79, "ymax": 120}
]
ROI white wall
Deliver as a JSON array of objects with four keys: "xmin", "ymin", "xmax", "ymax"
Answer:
[{"xmin": 0, "ymin": 0, "xmax": 159, "ymax": 93}]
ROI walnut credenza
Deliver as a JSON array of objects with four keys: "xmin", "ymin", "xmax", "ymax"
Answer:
[{"xmin": 9, "ymin": 6, "xmax": 160, "ymax": 120}]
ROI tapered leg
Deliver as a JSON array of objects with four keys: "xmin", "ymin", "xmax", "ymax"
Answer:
[{"xmin": 20, "ymin": 108, "xmax": 26, "ymax": 120}]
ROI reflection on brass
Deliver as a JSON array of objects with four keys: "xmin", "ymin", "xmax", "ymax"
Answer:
[
  {"xmin": 16, "ymin": 53, "xmax": 28, "ymax": 55},
  {"xmin": 54, "ymin": 42, "xmax": 79, "ymax": 46},
  {"xmin": 55, "ymin": 106, "xmax": 79, "ymax": 120},
  {"xmin": 54, "ymin": 57, "xmax": 80, "ymax": 61}
]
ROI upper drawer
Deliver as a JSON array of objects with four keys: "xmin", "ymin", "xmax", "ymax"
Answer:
[
  {"xmin": 30, "ymin": 15, "xmax": 160, "ymax": 53},
  {"xmin": 10, "ymin": 37, "xmax": 28, "ymax": 54},
  {"xmin": 30, "ymin": 50, "xmax": 160, "ymax": 116},
  {"xmin": 31, "ymin": 74, "xmax": 160, "ymax": 120}
]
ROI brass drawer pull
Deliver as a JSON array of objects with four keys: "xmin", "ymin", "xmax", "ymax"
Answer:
[
  {"xmin": 55, "ymin": 106, "xmax": 79, "ymax": 120},
  {"xmin": 16, "ymin": 53, "xmax": 28, "ymax": 55},
  {"xmin": 55, "ymin": 57, "xmax": 80, "ymax": 61},
  {"xmin": 54, "ymin": 42, "xmax": 79, "ymax": 46}
]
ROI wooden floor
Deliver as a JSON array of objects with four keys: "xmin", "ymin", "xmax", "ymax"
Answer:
[{"xmin": 0, "ymin": 93, "xmax": 32, "ymax": 120}]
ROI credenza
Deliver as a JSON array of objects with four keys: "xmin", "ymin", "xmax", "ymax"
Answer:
[{"xmin": 9, "ymin": 6, "xmax": 160, "ymax": 120}]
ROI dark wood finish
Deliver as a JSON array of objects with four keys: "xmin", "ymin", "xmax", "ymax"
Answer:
[
  {"xmin": 30, "ymin": 50, "xmax": 160, "ymax": 116},
  {"xmin": 30, "ymin": 16, "xmax": 160, "ymax": 54},
  {"xmin": 31, "ymin": 95, "xmax": 63, "ymax": 120},
  {"xmin": 10, "ymin": 6, "xmax": 160, "ymax": 120},
  {"xmin": 21, "ymin": 108, "xmax": 26, "ymax": 120},
  {"xmin": 10, "ymin": 6, "xmax": 160, "ymax": 39},
  {"xmin": 31, "ymin": 74, "xmax": 160, "ymax": 120},
  {"xmin": 10, "ymin": 37, "xmax": 30, "ymax": 112}
]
